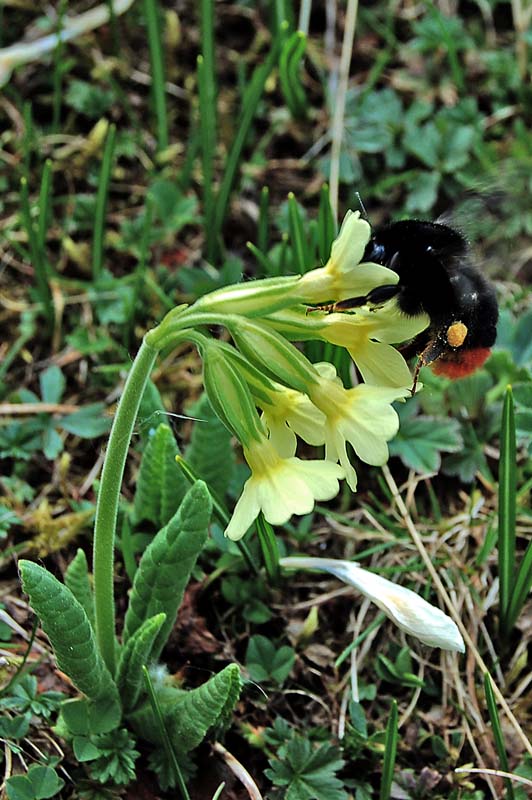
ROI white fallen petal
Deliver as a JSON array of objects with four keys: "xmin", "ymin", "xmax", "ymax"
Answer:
[{"xmin": 280, "ymin": 556, "xmax": 465, "ymax": 652}]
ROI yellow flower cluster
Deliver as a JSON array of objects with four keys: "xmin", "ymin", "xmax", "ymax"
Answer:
[
  {"xmin": 151, "ymin": 209, "xmax": 464, "ymax": 652},
  {"xmin": 160, "ymin": 210, "xmax": 430, "ymax": 543}
]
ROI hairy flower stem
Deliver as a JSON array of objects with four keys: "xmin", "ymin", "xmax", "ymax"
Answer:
[{"xmin": 93, "ymin": 336, "xmax": 158, "ymax": 673}]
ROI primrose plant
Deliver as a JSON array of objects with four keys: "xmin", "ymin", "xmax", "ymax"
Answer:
[{"xmin": 19, "ymin": 208, "xmax": 463, "ymax": 789}]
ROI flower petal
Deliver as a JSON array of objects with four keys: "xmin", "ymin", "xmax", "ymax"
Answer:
[
  {"xmin": 291, "ymin": 459, "xmax": 345, "ymax": 500},
  {"xmin": 262, "ymin": 413, "xmax": 297, "ymax": 458},
  {"xmin": 259, "ymin": 470, "xmax": 315, "ymax": 524},
  {"xmin": 224, "ymin": 480, "xmax": 261, "ymax": 541},
  {"xmin": 330, "ymin": 211, "xmax": 372, "ymax": 273},
  {"xmin": 349, "ymin": 340, "xmax": 413, "ymax": 388},
  {"xmin": 225, "ymin": 437, "xmax": 345, "ymax": 538},
  {"xmin": 279, "ymin": 557, "xmax": 465, "ymax": 652},
  {"xmin": 342, "ymin": 385, "xmax": 407, "ymax": 466}
]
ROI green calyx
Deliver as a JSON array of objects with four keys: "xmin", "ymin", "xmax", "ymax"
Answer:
[{"xmin": 202, "ymin": 343, "xmax": 265, "ymax": 447}]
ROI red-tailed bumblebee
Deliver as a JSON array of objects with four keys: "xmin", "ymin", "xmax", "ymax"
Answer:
[{"xmin": 333, "ymin": 219, "xmax": 499, "ymax": 392}]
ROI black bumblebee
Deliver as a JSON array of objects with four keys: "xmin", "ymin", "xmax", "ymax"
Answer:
[{"xmin": 333, "ymin": 219, "xmax": 499, "ymax": 392}]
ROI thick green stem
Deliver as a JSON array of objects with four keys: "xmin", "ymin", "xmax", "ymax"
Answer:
[{"xmin": 93, "ymin": 336, "xmax": 158, "ymax": 673}]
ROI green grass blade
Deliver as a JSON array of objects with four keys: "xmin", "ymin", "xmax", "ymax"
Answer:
[
  {"xmin": 288, "ymin": 192, "xmax": 308, "ymax": 273},
  {"xmin": 426, "ymin": 4, "xmax": 465, "ymax": 93},
  {"xmin": 198, "ymin": 54, "xmax": 217, "ymax": 262},
  {"xmin": 498, "ymin": 386, "xmax": 516, "ymax": 638},
  {"xmin": 506, "ymin": 538, "xmax": 532, "ymax": 631},
  {"xmin": 246, "ymin": 241, "xmax": 276, "ymax": 276},
  {"xmin": 484, "ymin": 672, "xmax": 515, "ymax": 800},
  {"xmin": 22, "ymin": 101, "xmax": 33, "ymax": 180},
  {"xmin": 335, "ymin": 613, "xmax": 385, "ymax": 668},
  {"xmin": 92, "ymin": 123, "xmax": 116, "ymax": 281},
  {"xmin": 211, "ymin": 40, "xmax": 280, "ymax": 262},
  {"xmin": 20, "ymin": 176, "xmax": 53, "ymax": 324},
  {"xmin": 142, "ymin": 666, "xmax": 191, "ymax": 800},
  {"xmin": 258, "ymin": 185, "xmax": 270, "ymax": 254},
  {"xmin": 178, "ymin": 122, "xmax": 200, "ymax": 191},
  {"xmin": 37, "ymin": 159, "xmax": 53, "ymax": 250},
  {"xmin": 256, "ymin": 513, "xmax": 280, "ymax": 585},
  {"xmin": 129, "ymin": 197, "xmax": 153, "ymax": 344},
  {"xmin": 317, "ymin": 183, "xmax": 336, "ymax": 264},
  {"xmin": 278, "ymin": 232, "xmax": 289, "ymax": 274},
  {"xmin": 198, "ymin": 0, "xmax": 217, "ymax": 260},
  {"xmin": 0, "ymin": 617, "xmax": 38, "ymax": 696},
  {"xmin": 144, "ymin": 0, "xmax": 169, "ymax": 152},
  {"xmin": 106, "ymin": 0, "xmax": 120, "ymax": 55},
  {"xmin": 279, "ymin": 31, "xmax": 308, "ymax": 119},
  {"xmin": 379, "ymin": 699, "xmax": 398, "ymax": 800}
]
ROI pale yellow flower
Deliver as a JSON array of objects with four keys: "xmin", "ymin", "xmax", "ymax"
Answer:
[
  {"xmin": 266, "ymin": 303, "xmax": 430, "ymax": 387},
  {"xmin": 280, "ymin": 557, "xmax": 465, "ymax": 652},
  {"xmin": 224, "ymin": 435, "xmax": 344, "ymax": 541},
  {"xmin": 260, "ymin": 385, "xmax": 326, "ymax": 457},
  {"xmin": 297, "ymin": 211, "xmax": 399, "ymax": 304},
  {"xmin": 308, "ymin": 363, "xmax": 409, "ymax": 490},
  {"xmin": 317, "ymin": 303, "xmax": 429, "ymax": 387}
]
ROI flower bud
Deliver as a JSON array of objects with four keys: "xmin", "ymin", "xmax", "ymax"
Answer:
[
  {"xmin": 202, "ymin": 342, "xmax": 264, "ymax": 447},
  {"xmin": 280, "ymin": 557, "xmax": 465, "ymax": 652},
  {"xmin": 228, "ymin": 317, "xmax": 319, "ymax": 395}
]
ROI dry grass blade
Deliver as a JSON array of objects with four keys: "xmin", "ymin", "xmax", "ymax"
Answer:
[
  {"xmin": 382, "ymin": 464, "xmax": 532, "ymax": 758},
  {"xmin": 212, "ymin": 742, "xmax": 264, "ymax": 800}
]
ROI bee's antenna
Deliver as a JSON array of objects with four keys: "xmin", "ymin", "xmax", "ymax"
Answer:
[{"xmin": 355, "ymin": 192, "xmax": 369, "ymax": 220}]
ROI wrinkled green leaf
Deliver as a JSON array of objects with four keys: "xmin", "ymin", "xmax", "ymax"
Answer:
[
  {"xmin": 64, "ymin": 549, "xmax": 94, "ymax": 627},
  {"xmin": 185, "ymin": 394, "xmax": 235, "ymax": 500},
  {"xmin": 116, "ymin": 613, "xmax": 167, "ymax": 712},
  {"xmin": 19, "ymin": 561, "xmax": 120, "ymax": 722},
  {"xmin": 389, "ymin": 403, "xmax": 462, "ymax": 473},
  {"xmin": 124, "ymin": 481, "xmax": 211, "ymax": 657},
  {"xmin": 133, "ymin": 423, "xmax": 188, "ymax": 527},
  {"xmin": 129, "ymin": 663, "xmax": 242, "ymax": 755}
]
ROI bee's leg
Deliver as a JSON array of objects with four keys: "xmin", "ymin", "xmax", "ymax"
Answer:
[
  {"xmin": 332, "ymin": 284, "xmax": 400, "ymax": 312},
  {"xmin": 410, "ymin": 337, "xmax": 446, "ymax": 395},
  {"xmin": 411, "ymin": 359, "xmax": 423, "ymax": 396}
]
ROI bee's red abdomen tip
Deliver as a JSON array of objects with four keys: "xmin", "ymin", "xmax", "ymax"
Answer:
[{"xmin": 431, "ymin": 348, "xmax": 492, "ymax": 379}]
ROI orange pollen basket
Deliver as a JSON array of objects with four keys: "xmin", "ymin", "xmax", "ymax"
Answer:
[{"xmin": 431, "ymin": 348, "xmax": 492, "ymax": 379}]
